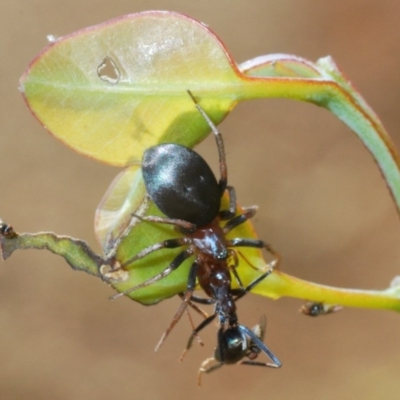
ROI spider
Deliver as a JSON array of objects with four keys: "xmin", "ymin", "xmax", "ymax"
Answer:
[{"xmin": 111, "ymin": 91, "xmax": 280, "ymax": 351}]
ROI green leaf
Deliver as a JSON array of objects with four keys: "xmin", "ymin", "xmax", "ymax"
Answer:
[
  {"xmin": 95, "ymin": 165, "xmax": 146, "ymax": 253},
  {"xmin": 20, "ymin": 11, "xmax": 238, "ymax": 166},
  {"xmin": 21, "ymin": 13, "xmax": 400, "ymax": 215},
  {"xmin": 14, "ymin": 12, "xmax": 400, "ymax": 310}
]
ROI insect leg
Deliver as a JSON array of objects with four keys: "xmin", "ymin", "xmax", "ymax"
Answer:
[{"xmin": 197, "ymin": 357, "xmax": 223, "ymax": 387}]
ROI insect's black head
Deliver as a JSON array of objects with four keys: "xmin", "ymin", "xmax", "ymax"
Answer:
[{"xmin": 215, "ymin": 326, "xmax": 248, "ymax": 365}]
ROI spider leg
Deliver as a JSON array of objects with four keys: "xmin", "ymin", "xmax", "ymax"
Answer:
[
  {"xmin": 120, "ymin": 237, "xmax": 191, "ymax": 268},
  {"xmin": 172, "ymin": 294, "xmax": 211, "ymax": 352},
  {"xmin": 227, "ymin": 238, "xmax": 281, "ymax": 270},
  {"xmin": 110, "ymin": 248, "xmax": 194, "ymax": 300},
  {"xmin": 231, "ymin": 268, "xmax": 274, "ymax": 301},
  {"xmin": 182, "ymin": 305, "xmax": 205, "ymax": 348},
  {"xmin": 180, "ymin": 313, "xmax": 217, "ymax": 362},
  {"xmin": 135, "ymin": 214, "xmax": 196, "ymax": 232},
  {"xmin": 222, "ymin": 206, "xmax": 258, "ymax": 233},
  {"xmin": 154, "ymin": 261, "xmax": 200, "ymax": 352},
  {"xmin": 179, "ymin": 293, "xmax": 209, "ymax": 318},
  {"xmin": 227, "ymin": 249, "xmax": 244, "ymax": 289},
  {"xmin": 187, "ymin": 90, "xmax": 228, "ymax": 194},
  {"xmin": 219, "ymin": 185, "xmax": 237, "ymax": 220},
  {"xmin": 180, "ymin": 294, "xmax": 216, "ymax": 359}
]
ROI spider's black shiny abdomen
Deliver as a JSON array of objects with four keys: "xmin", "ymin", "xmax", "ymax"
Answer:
[{"xmin": 142, "ymin": 143, "xmax": 222, "ymax": 227}]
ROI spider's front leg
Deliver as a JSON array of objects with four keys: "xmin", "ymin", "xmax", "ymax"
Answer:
[{"xmin": 110, "ymin": 243, "xmax": 194, "ymax": 299}]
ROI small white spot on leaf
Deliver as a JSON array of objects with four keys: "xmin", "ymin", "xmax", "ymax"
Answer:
[{"xmin": 97, "ymin": 56, "xmax": 121, "ymax": 84}]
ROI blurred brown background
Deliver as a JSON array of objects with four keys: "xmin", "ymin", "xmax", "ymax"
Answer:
[{"xmin": 1, "ymin": 1, "xmax": 400, "ymax": 399}]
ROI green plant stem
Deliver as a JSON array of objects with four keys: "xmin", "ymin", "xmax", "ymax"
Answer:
[
  {"xmin": 234, "ymin": 76, "xmax": 400, "ymax": 215},
  {"xmin": 2, "ymin": 227, "xmax": 400, "ymax": 312},
  {"xmin": 253, "ymin": 269, "xmax": 400, "ymax": 312},
  {"xmin": 0, "ymin": 230, "xmax": 103, "ymax": 278}
]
